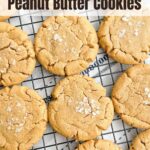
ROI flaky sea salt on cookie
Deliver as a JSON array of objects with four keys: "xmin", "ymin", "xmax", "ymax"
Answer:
[
  {"xmin": 76, "ymin": 139, "xmax": 122, "ymax": 150},
  {"xmin": 35, "ymin": 16, "xmax": 99, "ymax": 76},
  {"xmin": 98, "ymin": 16, "xmax": 150, "ymax": 64},
  {"xmin": 0, "ymin": 86, "xmax": 47, "ymax": 150},
  {"xmin": 48, "ymin": 75, "xmax": 114, "ymax": 141},
  {"xmin": 112, "ymin": 64, "xmax": 150, "ymax": 129},
  {"xmin": 0, "ymin": 22, "xmax": 36, "ymax": 86}
]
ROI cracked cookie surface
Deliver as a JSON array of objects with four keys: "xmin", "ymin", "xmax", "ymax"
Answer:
[
  {"xmin": 130, "ymin": 129, "xmax": 150, "ymax": 150},
  {"xmin": 35, "ymin": 16, "xmax": 99, "ymax": 76},
  {"xmin": 112, "ymin": 64, "xmax": 150, "ymax": 129},
  {"xmin": 0, "ymin": 22, "xmax": 36, "ymax": 86},
  {"xmin": 98, "ymin": 16, "xmax": 150, "ymax": 64},
  {"xmin": 0, "ymin": 86, "xmax": 47, "ymax": 150},
  {"xmin": 76, "ymin": 139, "xmax": 122, "ymax": 150},
  {"xmin": 0, "ymin": 17, "xmax": 9, "ymax": 22},
  {"xmin": 48, "ymin": 75, "xmax": 114, "ymax": 141}
]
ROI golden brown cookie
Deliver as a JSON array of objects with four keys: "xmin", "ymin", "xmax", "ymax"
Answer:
[
  {"xmin": 48, "ymin": 75, "xmax": 114, "ymax": 141},
  {"xmin": 0, "ymin": 86, "xmax": 47, "ymax": 150},
  {"xmin": 112, "ymin": 64, "xmax": 150, "ymax": 129},
  {"xmin": 0, "ymin": 16, "xmax": 9, "ymax": 22},
  {"xmin": 76, "ymin": 140, "xmax": 122, "ymax": 150},
  {"xmin": 98, "ymin": 16, "xmax": 150, "ymax": 64},
  {"xmin": 0, "ymin": 22, "xmax": 36, "ymax": 86},
  {"xmin": 130, "ymin": 129, "xmax": 150, "ymax": 150},
  {"xmin": 35, "ymin": 16, "xmax": 99, "ymax": 76}
]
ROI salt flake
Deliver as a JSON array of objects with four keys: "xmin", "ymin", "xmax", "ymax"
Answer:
[
  {"xmin": 122, "ymin": 16, "xmax": 130, "ymax": 22},
  {"xmin": 53, "ymin": 34, "xmax": 63, "ymax": 42},
  {"xmin": 134, "ymin": 29, "xmax": 139, "ymax": 36},
  {"xmin": 143, "ymin": 100, "xmax": 150, "ymax": 105},
  {"xmin": 6, "ymin": 107, "xmax": 12, "ymax": 112},
  {"xmin": 119, "ymin": 29, "xmax": 126, "ymax": 38},
  {"xmin": 145, "ymin": 87, "xmax": 149, "ymax": 93}
]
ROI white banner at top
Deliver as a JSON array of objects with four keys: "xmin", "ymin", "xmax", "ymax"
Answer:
[{"xmin": 1, "ymin": 0, "xmax": 150, "ymax": 16}]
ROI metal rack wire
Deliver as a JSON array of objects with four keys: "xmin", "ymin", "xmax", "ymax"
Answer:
[{"xmin": 5, "ymin": 14, "xmax": 141, "ymax": 150}]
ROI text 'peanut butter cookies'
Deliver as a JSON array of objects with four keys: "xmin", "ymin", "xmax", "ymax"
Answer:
[
  {"xmin": 130, "ymin": 129, "xmax": 150, "ymax": 150},
  {"xmin": 0, "ymin": 22, "xmax": 36, "ymax": 86},
  {"xmin": 35, "ymin": 16, "xmax": 99, "ymax": 76},
  {"xmin": 76, "ymin": 140, "xmax": 122, "ymax": 150},
  {"xmin": 112, "ymin": 64, "xmax": 150, "ymax": 129},
  {"xmin": 0, "ymin": 86, "xmax": 47, "ymax": 150},
  {"xmin": 48, "ymin": 75, "xmax": 114, "ymax": 141},
  {"xmin": 98, "ymin": 16, "xmax": 150, "ymax": 64}
]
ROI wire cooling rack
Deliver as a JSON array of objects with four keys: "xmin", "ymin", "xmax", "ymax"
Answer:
[{"xmin": 5, "ymin": 14, "xmax": 145, "ymax": 150}]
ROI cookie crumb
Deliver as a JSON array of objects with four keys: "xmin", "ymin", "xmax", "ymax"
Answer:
[
  {"xmin": 119, "ymin": 29, "xmax": 126, "ymax": 38},
  {"xmin": 53, "ymin": 34, "xmax": 63, "ymax": 42}
]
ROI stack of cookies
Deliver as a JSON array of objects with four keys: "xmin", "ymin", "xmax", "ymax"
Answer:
[{"xmin": 0, "ymin": 15, "xmax": 150, "ymax": 150}]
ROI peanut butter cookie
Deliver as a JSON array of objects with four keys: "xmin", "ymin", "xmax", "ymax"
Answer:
[
  {"xmin": 48, "ymin": 75, "xmax": 114, "ymax": 141},
  {"xmin": 0, "ymin": 22, "xmax": 36, "ymax": 86},
  {"xmin": 130, "ymin": 129, "xmax": 150, "ymax": 150},
  {"xmin": 98, "ymin": 16, "xmax": 150, "ymax": 64},
  {"xmin": 35, "ymin": 16, "xmax": 99, "ymax": 76},
  {"xmin": 0, "ymin": 16, "xmax": 9, "ymax": 22},
  {"xmin": 112, "ymin": 64, "xmax": 150, "ymax": 129},
  {"xmin": 76, "ymin": 139, "xmax": 122, "ymax": 150},
  {"xmin": 0, "ymin": 86, "xmax": 47, "ymax": 150}
]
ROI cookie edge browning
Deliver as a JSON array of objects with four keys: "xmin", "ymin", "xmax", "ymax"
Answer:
[
  {"xmin": 98, "ymin": 17, "xmax": 148, "ymax": 65},
  {"xmin": 76, "ymin": 139, "xmax": 122, "ymax": 150},
  {"xmin": 0, "ymin": 22, "xmax": 36, "ymax": 86},
  {"xmin": 0, "ymin": 85, "xmax": 48, "ymax": 150},
  {"xmin": 34, "ymin": 16, "xmax": 99, "ymax": 76},
  {"xmin": 130, "ymin": 129, "xmax": 150, "ymax": 150},
  {"xmin": 112, "ymin": 64, "xmax": 150, "ymax": 129},
  {"xmin": 0, "ymin": 16, "xmax": 10, "ymax": 22},
  {"xmin": 48, "ymin": 75, "xmax": 114, "ymax": 141}
]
